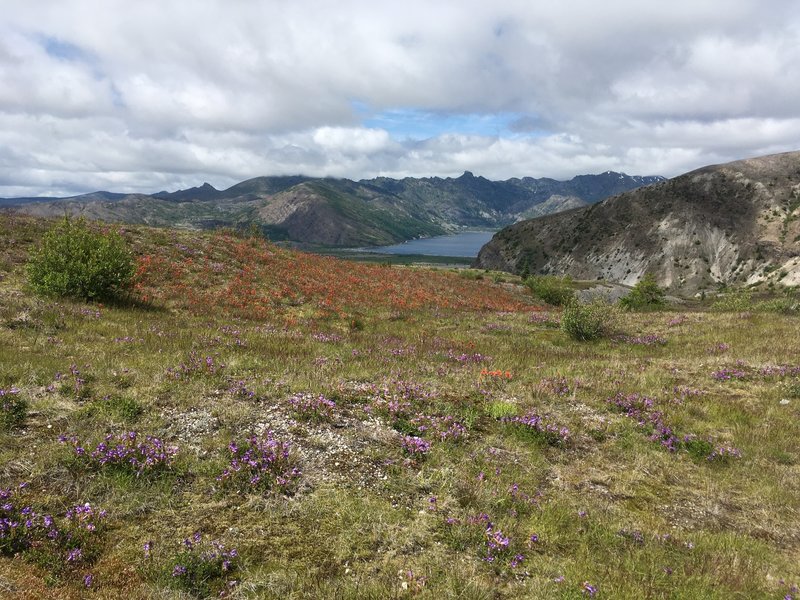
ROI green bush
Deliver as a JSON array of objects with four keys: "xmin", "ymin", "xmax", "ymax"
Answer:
[
  {"xmin": 561, "ymin": 299, "xmax": 615, "ymax": 341},
  {"xmin": 0, "ymin": 388, "xmax": 26, "ymax": 431},
  {"xmin": 710, "ymin": 289, "xmax": 752, "ymax": 312},
  {"xmin": 26, "ymin": 217, "xmax": 135, "ymax": 300},
  {"xmin": 525, "ymin": 275, "xmax": 575, "ymax": 306},
  {"xmin": 619, "ymin": 273, "xmax": 666, "ymax": 310}
]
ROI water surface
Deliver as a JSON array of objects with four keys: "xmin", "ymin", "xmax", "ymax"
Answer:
[{"xmin": 364, "ymin": 230, "xmax": 496, "ymax": 258}]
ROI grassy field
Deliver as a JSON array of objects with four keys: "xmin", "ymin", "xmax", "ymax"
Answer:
[{"xmin": 0, "ymin": 214, "xmax": 798, "ymax": 599}]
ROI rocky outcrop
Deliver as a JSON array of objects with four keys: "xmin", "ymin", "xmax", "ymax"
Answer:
[{"xmin": 475, "ymin": 151, "xmax": 800, "ymax": 293}]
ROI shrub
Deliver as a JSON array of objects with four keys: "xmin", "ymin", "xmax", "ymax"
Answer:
[
  {"xmin": 710, "ymin": 289, "xmax": 752, "ymax": 312},
  {"xmin": 560, "ymin": 299, "xmax": 614, "ymax": 341},
  {"xmin": 0, "ymin": 387, "xmax": 26, "ymax": 431},
  {"xmin": 619, "ymin": 273, "xmax": 666, "ymax": 310},
  {"xmin": 27, "ymin": 217, "xmax": 135, "ymax": 300},
  {"xmin": 524, "ymin": 275, "xmax": 575, "ymax": 306}
]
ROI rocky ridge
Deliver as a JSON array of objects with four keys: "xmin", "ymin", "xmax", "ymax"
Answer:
[{"xmin": 475, "ymin": 150, "xmax": 800, "ymax": 292}]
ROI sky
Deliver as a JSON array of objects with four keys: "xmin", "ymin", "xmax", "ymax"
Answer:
[{"xmin": 1, "ymin": 0, "xmax": 799, "ymax": 197}]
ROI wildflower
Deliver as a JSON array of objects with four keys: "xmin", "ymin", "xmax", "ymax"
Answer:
[
  {"xmin": 83, "ymin": 573, "xmax": 93, "ymax": 588},
  {"xmin": 400, "ymin": 435, "xmax": 431, "ymax": 456},
  {"xmin": 66, "ymin": 547, "xmax": 82, "ymax": 562},
  {"xmin": 582, "ymin": 581, "xmax": 598, "ymax": 597},
  {"xmin": 172, "ymin": 564, "xmax": 188, "ymax": 577}
]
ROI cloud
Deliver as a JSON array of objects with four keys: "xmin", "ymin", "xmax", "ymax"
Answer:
[{"xmin": 1, "ymin": 0, "xmax": 799, "ymax": 196}]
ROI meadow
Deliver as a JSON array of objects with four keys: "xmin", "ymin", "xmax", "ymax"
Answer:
[{"xmin": 0, "ymin": 214, "xmax": 798, "ymax": 599}]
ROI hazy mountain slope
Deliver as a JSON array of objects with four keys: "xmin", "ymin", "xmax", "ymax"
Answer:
[
  {"xmin": 475, "ymin": 150, "xmax": 800, "ymax": 292},
  {"xmin": 1, "ymin": 171, "xmax": 663, "ymax": 247}
]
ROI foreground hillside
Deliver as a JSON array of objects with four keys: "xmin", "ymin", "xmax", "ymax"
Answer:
[
  {"xmin": 2, "ymin": 171, "xmax": 663, "ymax": 248},
  {"xmin": 476, "ymin": 151, "xmax": 800, "ymax": 293},
  {"xmin": 1, "ymin": 215, "xmax": 798, "ymax": 599}
]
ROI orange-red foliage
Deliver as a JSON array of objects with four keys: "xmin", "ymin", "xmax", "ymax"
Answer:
[{"xmin": 132, "ymin": 233, "xmax": 530, "ymax": 319}]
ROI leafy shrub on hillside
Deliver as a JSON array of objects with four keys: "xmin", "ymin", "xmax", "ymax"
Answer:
[
  {"xmin": 619, "ymin": 273, "xmax": 666, "ymax": 310},
  {"xmin": 27, "ymin": 217, "xmax": 135, "ymax": 301},
  {"xmin": 710, "ymin": 289, "xmax": 752, "ymax": 312},
  {"xmin": 754, "ymin": 289, "xmax": 800, "ymax": 314},
  {"xmin": 524, "ymin": 275, "xmax": 575, "ymax": 306},
  {"xmin": 561, "ymin": 299, "xmax": 616, "ymax": 341}
]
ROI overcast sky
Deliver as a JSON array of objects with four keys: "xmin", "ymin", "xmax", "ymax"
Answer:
[{"xmin": 2, "ymin": 0, "xmax": 799, "ymax": 197}]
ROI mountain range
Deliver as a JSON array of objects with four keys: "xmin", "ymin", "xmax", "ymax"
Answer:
[
  {"xmin": 475, "ymin": 150, "xmax": 800, "ymax": 292},
  {"xmin": 1, "ymin": 171, "xmax": 663, "ymax": 247}
]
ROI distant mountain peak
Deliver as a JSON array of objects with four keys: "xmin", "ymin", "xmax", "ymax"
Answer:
[{"xmin": 2, "ymin": 169, "xmax": 666, "ymax": 247}]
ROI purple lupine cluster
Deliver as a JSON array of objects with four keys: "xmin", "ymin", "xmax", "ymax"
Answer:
[
  {"xmin": 311, "ymin": 332, "xmax": 342, "ymax": 343},
  {"xmin": 706, "ymin": 342, "xmax": 730, "ymax": 354},
  {"xmin": 711, "ymin": 367, "xmax": 748, "ymax": 381},
  {"xmin": 48, "ymin": 365, "xmax": 88, "ymax": 397},
  {"xmin": 607, "ymin": 393, "xmax": 741, "ymax": 460},
  {"xmin": 59, "ymin": 431, "xmax": 178, "ymax": 476},
  {"xmin": 501, "ymin": 412, "xmax": 570, "ymax": 447},
  {"xmin": 219, "ymin": 325, "xmax": 246, "ymax": 347},
  {"xmin": 166, "ymin": 351, "xmax": 224, "ymax": 379},
  {"xmin": 368, "ymin": 379, "xmax": 436, "ymax": 416},
  {"xmin": 617, "ymin": 528, "xmax": 645, "ymax": 545},
  {"xmin": 758, "ymin": 364, "xmax": 800, "ymax": 377},
  {"xmin": 409, "ymin": 414, "xmax": 466, "ymax": 442},
  {"xmin": 607, "ymin": 392, "xmax": 656, "ymax": 424},
  {"xmin": 667, "ymin": 315, "xmax": 688, "ymax": 327},
  {"xmin": 389, "ymin": 379, "xmax": 435, "ymax": 402},
  {"xmin": 672, "ymin": 386, "xmax": 704, "ymax": 402},
  {"xmin": 1, "ymin": 483, "xmax": 106, "ymax": 580},
  {"xmin": 65, "ymin": 502, "xmax": 108, "ymax": 531},
  {"xmin": 400, "ymin": 569, "xmax": 428, "ymax": 592},
  {"xmin": 614, "ymin": 334, "xmax": 667, "ymax": 346},
  {"xmin": 508, "ymin": 483, "xmax": 542, "ymax": 507},
  {"xmin": 287, "ymin": 392, "xmax": 336, "ymax": 421},
  {"xmin": 400, "ymin": 435, "xmax": 432, "ymax": 456},
  {"xmin": 217, "ymin": 432, "xmax": 301, "ymax": 494},
  {"xmin": 529, "ymin": 312, "xmax": 559, "ymax": 326},
  {"xmin": 483, "ymin": 524, "xmax": 510, "ymax": 562},
  {"xmin": 227, "ymin": 378, "xmax": 256, "ymax": 399},
  {"xmin": 78, "ymin": 307, "xmax": 102, "ymax": 319},
  {"xmin": 539, "ymin": 376, "xmax": 571, "ymax": 396},
  {"xmin": 167, "ymin": 532, "xmax": 239, "ymax": 594},
  {"xmin": 482, "ymin": 322, "xmax": 511, "ymax": 332},
  {"xmin": 446, "ymin": 350, "xmax": 491, "ymax": 364},
  {"xmin": 707, "ymin": 445, "xmax": 743, "ymax": 461}
]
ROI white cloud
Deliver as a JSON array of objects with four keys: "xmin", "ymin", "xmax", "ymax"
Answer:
[{"xmin": 0, "ymin": 0, "xmax": 799, "ymax": 196}]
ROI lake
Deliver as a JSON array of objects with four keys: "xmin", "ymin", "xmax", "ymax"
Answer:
[{"xmin": 363, "ymin": 230, "xmax": 497, "ymax": 258}]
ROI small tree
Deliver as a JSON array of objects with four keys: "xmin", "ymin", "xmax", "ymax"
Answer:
[
  {"xmin": 27, "ymin": 217, "xmax": 135, "ymax": 301},
  {"xmin": 619, "ymin": 273, "xmax": 666, "ymax": 310}
]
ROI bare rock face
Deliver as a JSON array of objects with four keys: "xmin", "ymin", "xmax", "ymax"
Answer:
[{"xmin": 475, "ymin": 150, "xmax": 800, "ymax": 293}]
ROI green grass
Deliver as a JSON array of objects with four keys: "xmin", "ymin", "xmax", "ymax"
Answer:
[{"xmin": 0, "ymin": 214, "xmax": 798, "ymax": 598}]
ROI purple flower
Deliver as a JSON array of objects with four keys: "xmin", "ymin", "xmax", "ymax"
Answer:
[
  {"xmin": 582, "ymin": 581, "xmax": 598, "ymax": 597},
  {"xmin": 66, "ymin": 547, "xmax": 82, "ymax": 562},
  {"xmin": 400, "ymin": 435, "xmax": 431, "ymax": 456},
  {"xmin": 172, "ymin": 564, "xmax": 187, "ymax": 577},
  {"xmin": 83, "ymin": 573, "xmax": 93, "ymax": 588}
]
